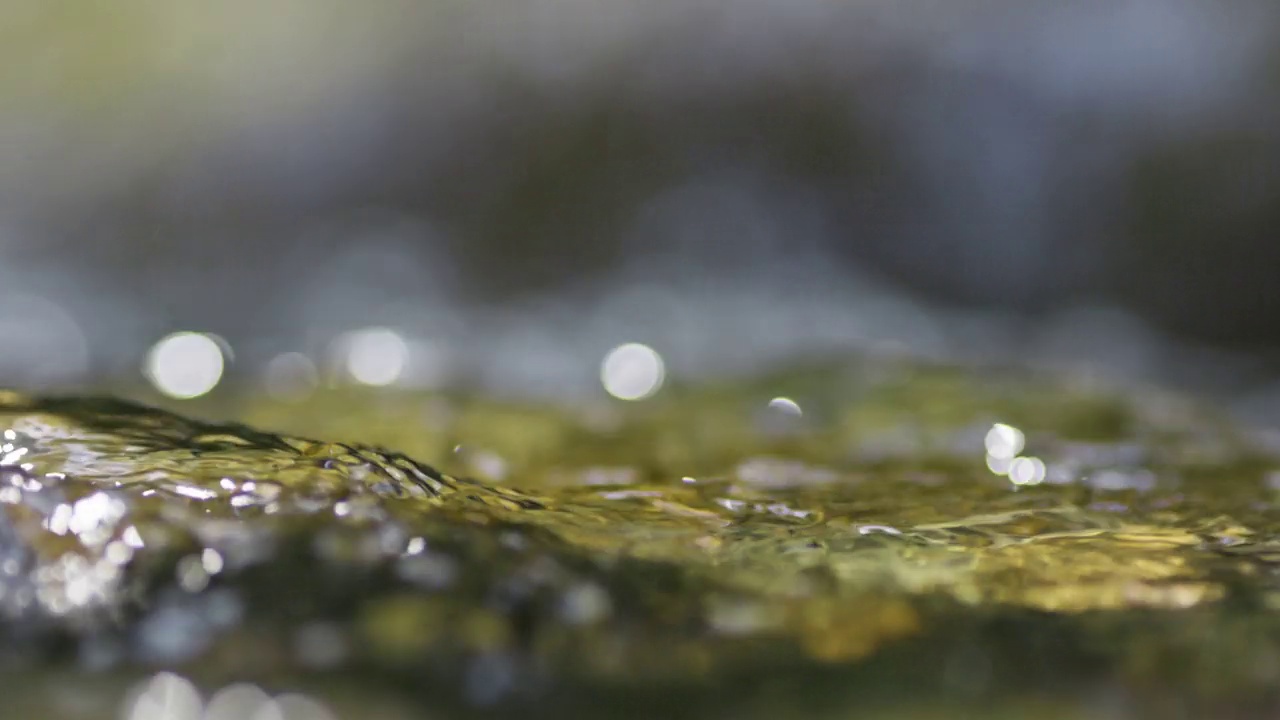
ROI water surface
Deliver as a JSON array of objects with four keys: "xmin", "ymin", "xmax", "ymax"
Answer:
[{"xmin": 2, "ymin": 360, "xmax": 1279, "ymax": 718}]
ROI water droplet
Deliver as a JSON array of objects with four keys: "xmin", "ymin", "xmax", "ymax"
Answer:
[
  {"xmin": 145, "ymin": 332, "xmax": 226, "ymax": 399},
  {"xmin": 176, "ymin": 558, "xmax": 210, "ymax": 593},
  {"xmin": 343, "ymin": 327, "xmax": 409, "ymax": 387},
  {"xmin": 984, "ymin": 423, "xmax": 1025, "ymax": 460},
  {"xmin": 201, "ymin": 549, "xmax": 224, "ymax": 575},
  {"xmin": 768, "ymin": 397, "xmax": 803, "ymax": 416},
  {"xmin": 601, "ymin": 343, "xmax": 665, "ymax": 400},
  {"xmin": 1008, "ymin": 456, "xmax": 1047, "ymax": 486}
]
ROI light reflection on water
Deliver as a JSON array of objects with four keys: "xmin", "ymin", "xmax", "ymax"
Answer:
[
  {"xmin": 600, "ymin": 342, "xmax": 665, "ymax": 401},
  {"xmin": 0, "ymin": 351, "xmax": 1276, "ymax": 717},
  {"xmin": 145, "ymin": 333, "xmax": 226, "ymax": 400},
  {"xmin": 123, "ymin": 672, "xmax": 338, "ymax": 720},
  {"xmin": 8, "ymin": 274, "xmax": 1280, "ymax": 442}
]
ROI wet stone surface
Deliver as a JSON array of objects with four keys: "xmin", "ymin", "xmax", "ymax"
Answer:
[{"xmin": 3, "ymin": 361, "xmax": 1280, "ymax": 718}]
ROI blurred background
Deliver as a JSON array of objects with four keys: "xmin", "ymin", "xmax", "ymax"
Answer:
[{"xmin": 3, "ymin": 0, "xmax": 1280, "ymax": 415}]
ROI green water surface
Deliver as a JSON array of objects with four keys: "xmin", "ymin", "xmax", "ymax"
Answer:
[{"xmin": 2, "ymin": 358, "xmax": 1280, "ymax": 719}]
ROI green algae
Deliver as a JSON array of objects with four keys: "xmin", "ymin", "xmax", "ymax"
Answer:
[{"xmin": 2, "ymin": 359, "xmax": 1280, "ymax": 718}]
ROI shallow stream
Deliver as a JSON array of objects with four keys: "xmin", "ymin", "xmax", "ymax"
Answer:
[{"xmin": 3, "ymin": 359, "xmax": 1280, "ymax": 719}]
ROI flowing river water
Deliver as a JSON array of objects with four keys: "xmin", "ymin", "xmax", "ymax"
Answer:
[{"xmin": 3, "ymin": 358, "xmax": 1280, "ymax": 719}]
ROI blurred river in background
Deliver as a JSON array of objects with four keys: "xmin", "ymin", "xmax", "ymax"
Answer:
[{"xmin": 2, "ymin": 1, "xmax": 1280, "ymax": 417}]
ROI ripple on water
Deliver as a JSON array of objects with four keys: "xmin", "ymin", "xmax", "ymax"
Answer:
[{"xmin": 0, "ymin": 382, "xmax": 1276, "ymax": 710}]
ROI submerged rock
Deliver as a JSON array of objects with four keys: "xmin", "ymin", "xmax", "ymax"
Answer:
[{"xmin": 2, "ymin": 362, "xmax": 1280, "ymax": 718}]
